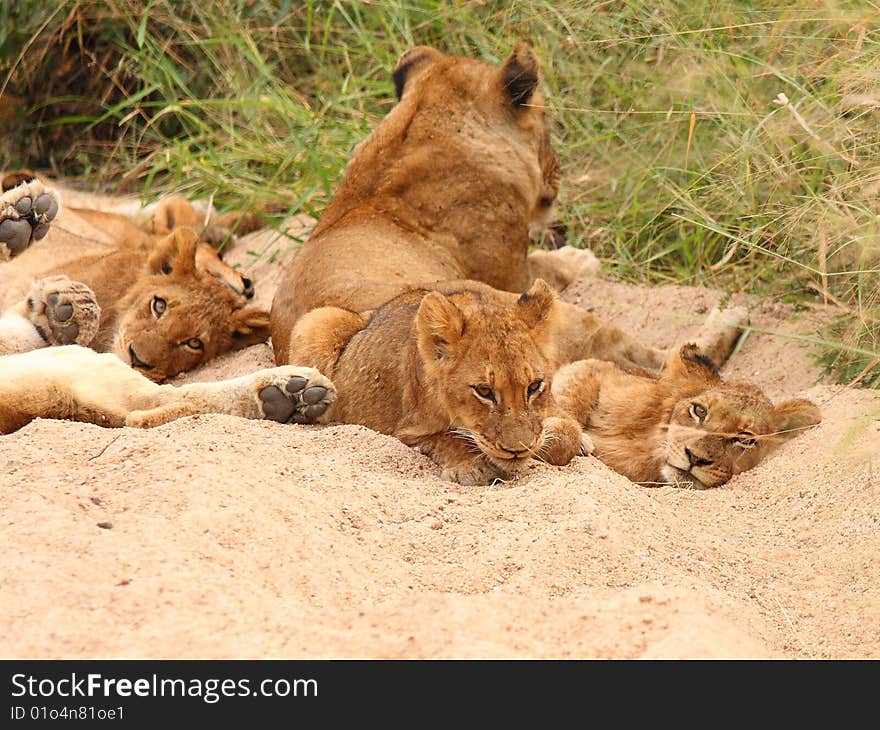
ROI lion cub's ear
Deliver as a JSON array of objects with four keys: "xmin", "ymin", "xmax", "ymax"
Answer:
[
  {"xmin": 230, "ymin": 308, "xmax": 271, "ymax": 349},
  {"xmin": 393, "ymin": 46, "xmax": 444, "ymax": 100},
  {"xmin": 499, "ymin": 43, "xmax": 540, "ymax": 107},
  {"xmin": 516, "ymin": 278, "xmax": 556, "ymax": 329},
  {"xmin": 152, "ymin": 197, "xmax": 202, "ymax": 235},
  {"xmin": 770, "ymin": 398, "xmax": 821, "ymax": 441},
  {"xmin": 416, "ymin": 291, "xmax": 465, "ymax": 361},
  {"xmin": 2, "ymin": 169, "xmax": 38, "ymax": 191},
  {"xmin": 148, "ymin": 227, "xmax": 199, "ymax": 277},
  {"xmin": 663, "ymin": 344, "xmax": 721, "ymax": 384}
]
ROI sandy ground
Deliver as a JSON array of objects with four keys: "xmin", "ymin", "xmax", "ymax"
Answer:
[{"xmin": 2, "ymin": 219, "xmax": 878, "ymax": 659}]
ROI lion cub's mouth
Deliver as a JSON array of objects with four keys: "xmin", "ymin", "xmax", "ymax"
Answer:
[
  {"xmin": 659, "ymin": 463, "xmax": 707, "ymax": 490},
  {"xmin": 478, "ymin": 439, "xmax": 542, "ymax": 468},
  {"xmin": 128, "ymin": 345, "xmax": 155, "ymax": 371},
  {"xmin": 453, "ymin": 428, "xmax": 541, "ymax": 469}
]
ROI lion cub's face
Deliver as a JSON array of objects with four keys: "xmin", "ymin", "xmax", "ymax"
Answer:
[
  {"xmin": 659, "ymin": 348, "xmax": 821, "ymax": 489},
  {"xmin": 416, "ymin": 280, "xmax": 560, "ymax": 471},
  {"xmin": 112, "ymin": 228, "xmax": 270, "ymax": 382}
]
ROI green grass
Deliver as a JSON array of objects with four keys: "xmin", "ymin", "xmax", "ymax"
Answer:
[{"xmin": 2, "ymin": 0, "xmax": 879, "ymax": 385}]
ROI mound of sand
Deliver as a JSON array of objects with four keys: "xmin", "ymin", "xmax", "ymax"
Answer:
[{"xmin": 2, "ymin": 221, "xmax": 878, "ymax": 658}]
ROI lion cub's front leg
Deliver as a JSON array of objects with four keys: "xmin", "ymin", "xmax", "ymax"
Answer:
[
  {"xmin": 415, "ymin": 433, "xmax": 508, "ymax": 486},
  {"xmin": 125, "ymin": 366, "xmax": 336, "ymax": 428},
  {"xmin": 538, "ymin": 414, "xmax": 594, "ymax": 463},
  {"xmin": 0, "ymin": 347, "xmax": 336, "ymax": 434}
]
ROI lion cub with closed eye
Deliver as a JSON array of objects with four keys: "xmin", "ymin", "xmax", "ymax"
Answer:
[{"xmin": 552, "ymin": 344, "xmax": 821, "ymax": 489}]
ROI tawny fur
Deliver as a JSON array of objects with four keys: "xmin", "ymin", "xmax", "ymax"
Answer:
[
  {"xmin": 553, "ymin": 345, "xmax": 822, "ymax": 488},
  {"xmin": 271, "ymin": 44, "xmax": 746, "ymax": 483},
  {"xmin": 0, "ymin": 344, "xmax": 334, "ymax": 436},
  {"xmin": 0, "ymin": 173, "xmax": 270, "ymax": 380},
  {"xmin": 290, "ymin": 279, "xmax": 586, "ymax": 485},
  {"xmin": 270, "ymin": 44, "xmax": 685, "ymax": 371}
]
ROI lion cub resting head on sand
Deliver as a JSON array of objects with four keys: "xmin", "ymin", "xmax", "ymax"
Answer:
[
  {"xmin": 553, "ymin": 345, "xmax": 822, "ymax": 489},
  {"xmin": 289, "ymin": 279, "xmax": 586, "ymax": 485},
  {"xmin": 0, "ymin": 175, "xmax": 269, "ymax": 381}
]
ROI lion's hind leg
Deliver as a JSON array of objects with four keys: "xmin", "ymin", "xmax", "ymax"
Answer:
[
  {"xmin": 0, "ymin": 176, "xmax": 59, "ymax": 260},
  {"xmin": 690, "ymin": 305, "xmax": 749, "ymax": 368},
  {"xmin": 527, "ymin": 245, "xmax": 600, "ymax": 291},
  {"xmin": 150, "ymin": 197, "xmax": 264, "ymax": 247},
  {"xmin": 286, "ymin": 306, "xmax": 370, "ymax": 374}
]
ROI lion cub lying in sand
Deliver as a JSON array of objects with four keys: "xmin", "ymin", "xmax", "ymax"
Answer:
[
  {"xmin": 0, "ymin": 345, "xmax": 335, "ymax": 435},
  {"xmin": 290, "ymin": 279, "xmax": 588, "ymax": 485},
  {"xmin": 0, "ymin": 173, "xmax": 268, "ymax": 380},
  {"xmin": 553, "ymin": 345, "xmax": 821, "ymax": 488}
]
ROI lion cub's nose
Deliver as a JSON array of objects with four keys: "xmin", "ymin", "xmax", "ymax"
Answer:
[{"xmin": 685, "ymin": 447, "xmax": 712, "ymax": 468}]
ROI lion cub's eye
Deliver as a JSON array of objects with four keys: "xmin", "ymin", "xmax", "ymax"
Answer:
[
  {"xmin": 151, "ymin": 296, "xmax": 167, "ymax": 318},
  {"xmin": 527, "ymin": 379, "xmax": 544, "ymax": 397},
  {"xmin": 734, "ymin": 432, "xmax": 757, "ymax": 448},
  {"xmin": 184, "ymin": 338, "xmax": 204, "ymax": 351},
  {"xmin": 472, "ymin": 385, "xmax": 496, "ymax": 404},
  {"xmin": 689, "ymin": 403, "xmax": 708, "ymax": 422}
]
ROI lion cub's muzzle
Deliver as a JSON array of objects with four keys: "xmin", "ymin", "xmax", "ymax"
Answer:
[
  {"xmin": 496, "ymin": 442, "xmax": 540, "ymax": 460},
  {"xmin": 479, "ymin": 433, "xmax": 544, "ymax": 466},
  {"xmin": 664, "ymin": 444, "xmax": 727, "ymax": 489}
]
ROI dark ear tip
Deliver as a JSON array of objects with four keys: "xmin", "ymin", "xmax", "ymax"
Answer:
[
  {"xmin": 511, "ymin": 42, "xmax": 538, "ymax": 67},
  {"xmin": 393, "ymin": 46, "xmax": 442, "ymax": 100},
  {"xmin": 503, "ymin": 43, "xmax": 540, "ymax": 106},
  {"xmin": 679, "ymin": 343, "xmax": 720, "ymax": 377},
  {"xmin": 519, "ymin": 277, "xmax": 554, "ymax": 301}
]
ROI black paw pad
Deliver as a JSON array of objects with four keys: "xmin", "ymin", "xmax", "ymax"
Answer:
[
  {"xmin": 37, "ymin": 292, "xmax": 82, "ymax": 344},
  {"xmin": 259, "ymin": 376, "xmax": 332, "ymax": 425},
  {"xmin": 302, "ymin": 386, "xmax": 328, "ymax": 405},
  {"xmin": 0, "ymin": 219, "xmax": 33, "ymax": 254},
  {"xmin": 259, "ymin": 385, "xmax": 296, "ymax": 423},
  {"xmin": 14, "ymin": 196, "xmax": 32, "ymax": 215},
  {"xmin": 34, "ymin": 194, "xmax": 54, "ymax": 216}
]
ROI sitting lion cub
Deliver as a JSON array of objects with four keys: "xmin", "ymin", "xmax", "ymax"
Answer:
[
  {"xmin": 552, "ymin": 345, "xmax": 822, "ymax": 488},
  {"xmin": 0, "ymin": 173, "xmax": 268, "ymax": 381},
  {"xmin": 289, "ymin": 279, "xmax": 587, "ymax": 485}
]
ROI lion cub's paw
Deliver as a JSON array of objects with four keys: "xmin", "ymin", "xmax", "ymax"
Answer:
[
  {"xmin": 706, "ymin": 304, "xmax": 749, "ymax": 333},
  {"xmin": 441, "ymin": 458, "xmax": 507, "ymax": 486},
  {"xmin": 26, "ymin": 276, "xmax": 101, "ymax": 346},
  {"xmin": 558, "ymin": 244, "xmax": 601, "ymax": 279},
  {"xmin": 256, "ymin": 367, "xmax": 336, "ymax": 424},
  {"xmin": 694, "ymin": 304, "xmax": 750, "ymax": 364},
  {"xmin": 0, "ymin": 178, "xmax": 59, "ymax": 260},
  {"xmin": 579, "ymin": 431, "xmax": 595, "ymax": 456}
]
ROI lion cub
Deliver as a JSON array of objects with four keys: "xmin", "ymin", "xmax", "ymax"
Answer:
[
  {"xmin": 0, "ymin": 175, "xmax": 269, "ymax": 380},
  {"xmin": 288, "ymin": 279, "xmax": 587, "ymax": 485},
  {"xmin": 553, "ymin": 345, "xmax": 822, "ymax": 489}
]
